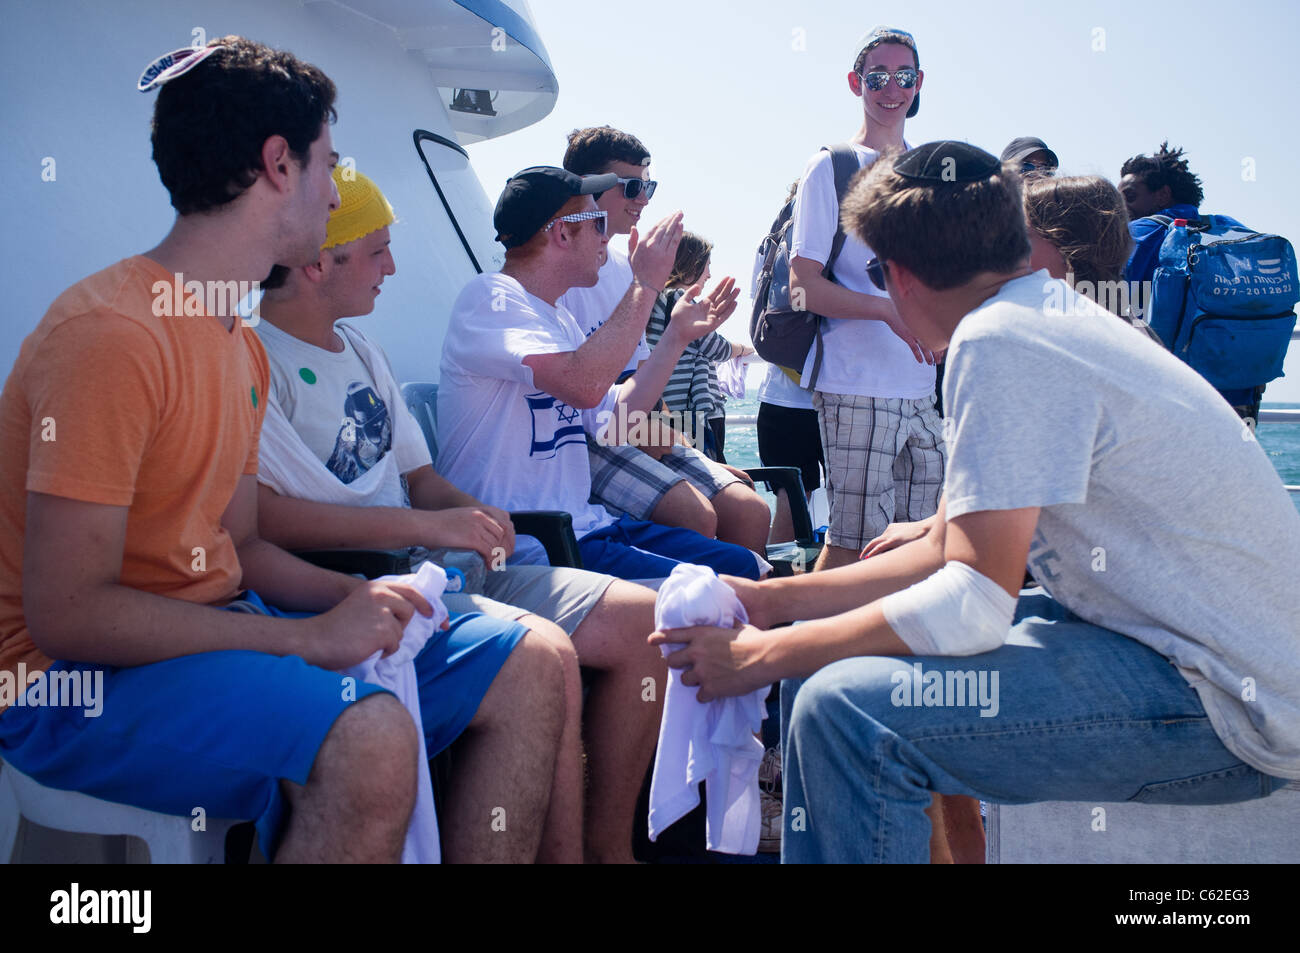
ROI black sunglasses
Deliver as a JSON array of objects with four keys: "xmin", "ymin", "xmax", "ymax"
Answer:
[{"xmin": 866, "ymin": 257, "xmax": 887, "ymax": 291}]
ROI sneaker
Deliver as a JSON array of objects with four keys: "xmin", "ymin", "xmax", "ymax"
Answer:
[
  {"xmin": 759, "ymin": 791, "xmax": 782, "ymax": 853},
  {"xmin": 758, "ymin": 746, "xmax": 782, "ymax": 853},
  {"xmin": 759, "ymin": 745, "xmax": 781, "ymax": 793}
]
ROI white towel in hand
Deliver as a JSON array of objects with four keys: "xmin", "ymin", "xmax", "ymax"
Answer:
[
  {"xmin": 342, "ymin": 560, "xmax": 450, "ymax": 864},
  {"xmin": 649, "ymin": 563, "xmax": 767, "ymax": 854},
  {"xmin": 716, "ymin": 353, "xmax": 754, "ymax": 401}
]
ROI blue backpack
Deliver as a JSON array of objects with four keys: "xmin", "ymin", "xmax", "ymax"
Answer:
[{"xmin": 1144, "ymin": 215, "xmax": 1298, "ymax": 400}]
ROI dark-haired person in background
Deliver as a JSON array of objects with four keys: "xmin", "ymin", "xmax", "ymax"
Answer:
[
  {"xmin": 1119, "ymin": 141, "xmax": 1237, "ymax": 289},
  {"xmin": 1000, "ymin": 136, "xmax": 1058, "ymax": 178},
  {"xmin": 559, "ymin": 126, "xmax": 771, "ymax": 555}
]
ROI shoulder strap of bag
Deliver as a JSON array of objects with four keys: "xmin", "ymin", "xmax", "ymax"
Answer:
[
  {"xmin": 806, "ymin": 143, "xmax": 861, "ymax": 390},
  {"xmin": 823, "ymin": 143, "xmax": 861, "ymax": 278}
]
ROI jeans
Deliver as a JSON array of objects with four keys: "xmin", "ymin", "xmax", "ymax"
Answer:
[{"xmin": 779, "ymin": 589, "xmax": 1289, "ymax": 863}]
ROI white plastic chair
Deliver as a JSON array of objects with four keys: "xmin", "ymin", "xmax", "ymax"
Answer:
[{"xmin": 0, "ymin": 760, "xmax": 244, "ymax": 864}]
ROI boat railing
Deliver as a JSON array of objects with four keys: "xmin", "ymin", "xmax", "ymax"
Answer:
[{"xmin": 724, "ymin": 408, "xmax": 1300, "ymax": 496}]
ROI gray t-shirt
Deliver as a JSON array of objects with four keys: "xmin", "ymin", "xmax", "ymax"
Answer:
[{"xmin": 943, "ymin": 271, "xmax": 1300, "ymax": 779}]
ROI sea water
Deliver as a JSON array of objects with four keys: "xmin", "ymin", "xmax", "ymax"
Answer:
[{"xmin": 721, "ymin": 398, "xmax": 1300, "ymax": 515}]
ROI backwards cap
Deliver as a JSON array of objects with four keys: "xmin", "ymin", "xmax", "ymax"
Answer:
[{"xmin": 851, "ymin": 26, "xmax": 920, "ymax": 118}]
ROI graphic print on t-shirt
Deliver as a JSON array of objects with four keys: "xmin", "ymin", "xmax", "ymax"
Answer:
[
  {"xmin": 325, "ymin": 381, "xmax": 393, "ymax": 483},
  {"xmin": 526, "ymin": 392, "xmax": 584, "ymax": 459}
]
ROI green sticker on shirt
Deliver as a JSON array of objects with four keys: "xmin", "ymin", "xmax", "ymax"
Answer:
[
  {"xmin": 299, "ymin": 367, "xmax": 317, "ymax": 385},
  {"xmin": 251, "ymin": 386, "xmax": 258, "ymax": 408}
]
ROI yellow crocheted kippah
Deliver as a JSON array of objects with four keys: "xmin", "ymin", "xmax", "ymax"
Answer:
[{"xmin": 323, "ymin": 167, "xmax": 395, "ymax": 249}]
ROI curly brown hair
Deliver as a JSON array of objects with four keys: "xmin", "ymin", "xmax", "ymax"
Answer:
[
  {"xmin": 1120, "ymin": 141, "xmax": 1204, "ymax": 207},
  {"xmin": 151, "ymin": 36, "xmax": 337, "ymax": 214},
  {"xmin": 1024, "ymin": 175, "xmax": 1133, "ymax": 307}
]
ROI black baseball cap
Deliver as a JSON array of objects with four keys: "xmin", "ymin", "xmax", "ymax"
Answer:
[
  {"xmin": 493, "ymin": 166, "xmax": 618, "ymax": 248},
  {"xmin": 1000, "ymin": 137, "xmax": 1059, "ymax": 168}
]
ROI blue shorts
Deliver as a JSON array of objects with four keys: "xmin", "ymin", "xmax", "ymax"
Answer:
[
  {"xmin": 577, "ymin": 515, "xmax": 765, "ymax": 580},
  {"xmin": 0, "ymin": 591, "xmax": 526, "ymax": 860}
]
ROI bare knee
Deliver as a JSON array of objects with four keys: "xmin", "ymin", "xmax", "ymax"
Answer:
[
  {"xmin": 516, "ymin": 614, "xmax": 581, "ymax": 698},
  {"xmin": 473, "ymin": 631, "xmax": 566, "ymax": 734},
  {"xmin": 650, "ymin": 481, "xmax": 717, "ymax": 538},
  {"xmin": 713, "ymin": 484, "xmax": 772, "ymax": 549},
  {"xmin": 310, "ymin": 692, "xmax": 419, "ymax": 810}
]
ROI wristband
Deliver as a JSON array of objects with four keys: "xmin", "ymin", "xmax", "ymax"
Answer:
[{"xmin": 631, "ymin": 276, "xmax": 662, "ymax": 295}]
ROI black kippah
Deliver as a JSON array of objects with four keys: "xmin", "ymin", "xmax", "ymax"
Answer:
[{"xmin": 893, "ymin": 141, "xmax": 1001, "ymax": 183}]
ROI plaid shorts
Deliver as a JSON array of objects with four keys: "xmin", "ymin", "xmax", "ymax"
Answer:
[
  {"xmin": 587, "ymin": 437, "xmax": 742, "ymax": 521},
  {"xmin": 813, "ymin": 391, "xmax": 946, "ymax": 551}
]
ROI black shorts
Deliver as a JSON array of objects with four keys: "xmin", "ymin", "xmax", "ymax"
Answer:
[{"xmin": 757, "ymin": 401, "xmax": 823, "ymax": 493}]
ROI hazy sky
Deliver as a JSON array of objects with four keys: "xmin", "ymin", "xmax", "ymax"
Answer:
[{"xmin": 468, "ymin": 0, "xmax": 1300, "ymax": 400}]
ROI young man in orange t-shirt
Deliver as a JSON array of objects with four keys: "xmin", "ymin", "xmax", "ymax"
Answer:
[{"xmin": 0, "ymin": 37, "xmax": 571, "ymax": 863}]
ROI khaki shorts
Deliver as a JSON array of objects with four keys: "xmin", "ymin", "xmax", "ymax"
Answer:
[
  {"xmin": 813, "ymin": 391, "xmax": 946, "ymax": 552},
  {"xmin": 587, "ymin": 439, "xmax": 742, "ymax": 520},
  {"xmin": 442, "ymin": 563, "xmax": 615, "ymax": 637}
]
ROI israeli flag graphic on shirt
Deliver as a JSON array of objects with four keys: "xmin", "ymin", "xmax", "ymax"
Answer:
[{"xmin": 526, "ymin": 392, "xmax": 585, "ymax": 459}]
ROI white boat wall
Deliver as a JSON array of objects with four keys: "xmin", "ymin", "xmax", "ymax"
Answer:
[{"xmin": 1, "ymin": 0, "xmax": 557, "ymax": 387}]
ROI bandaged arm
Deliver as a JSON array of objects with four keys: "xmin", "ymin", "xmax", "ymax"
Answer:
[{"xmin": 881, "ymin": 560, "xmax": 1017, "ymax": 657}]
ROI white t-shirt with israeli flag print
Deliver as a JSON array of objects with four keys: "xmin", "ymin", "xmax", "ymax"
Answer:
[{"xmin": 438, "ymin": 272, "xmax": 621, "ymax": 564}]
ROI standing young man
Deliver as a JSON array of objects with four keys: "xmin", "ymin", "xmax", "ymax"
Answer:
[
  {"xmin": 255, "ymin": 167, "xmax": 669, "ymax": 863},
  {"xmin": 650, "ymin": 142, "xmax": 1300, "ymax": 863},
  {"xmin": 558, "ymin": 127, "xmax": 772, "ymax": 555},
  {"xmin": 790, "ymin": 27, "xmax": 944, "ymax": 572},
  {"xmin": 0, "ymin": 38, "xmax": 566, "ymax": 864}
]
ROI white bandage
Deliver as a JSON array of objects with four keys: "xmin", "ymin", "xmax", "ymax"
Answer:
[{"xmin": 881, "ymin": 561, "xmax": 1016, "ymax": 657}]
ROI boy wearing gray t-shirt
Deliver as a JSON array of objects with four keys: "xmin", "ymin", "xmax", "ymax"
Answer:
[{"xmin": 649, "ymin": 141, "xmax": 1300, "ymax": 864}]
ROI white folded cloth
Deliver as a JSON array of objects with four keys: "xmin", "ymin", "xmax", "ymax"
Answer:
[
  {"xmin": 716, "ymin": 353, "xmax": 754, "ymax": 401},
  {"xmin": 342, "ymin": 560, "xmax": 450, "ymax": 863},
  {"xmin": 648, "ymin": 563, "xmax": 768, "ymax": 854}
]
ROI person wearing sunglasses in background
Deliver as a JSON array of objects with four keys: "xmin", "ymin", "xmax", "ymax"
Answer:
[
  {"xmin": 1000, "ymin": 136, "xmax": 1059, "ymax": 178},
  {"xmin": 560, "ymin": 127, "xmax": 772, "ymax": 557},
  {"xmin": 437, "ymin": 166, "xmax": 767, "ymax": 588},
  {"xmin": 789, "ymin": 27, "xmax": 944, "ymax": 575},
  {"xmin": 785, "ymin": 26, "xmax": 959, "ymax": 861}
]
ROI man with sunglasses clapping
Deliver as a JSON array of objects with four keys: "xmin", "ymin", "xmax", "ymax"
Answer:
[{"xmin": 559, "ymin": 126, "xmax": 774, "ymax": 559}]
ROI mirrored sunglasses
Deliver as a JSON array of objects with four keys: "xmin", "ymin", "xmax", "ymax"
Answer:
[{"xmin": 860, "ymin": 67, "xmax": 918, "ymax": 92}]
